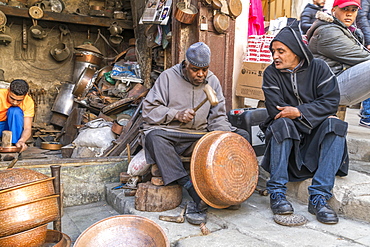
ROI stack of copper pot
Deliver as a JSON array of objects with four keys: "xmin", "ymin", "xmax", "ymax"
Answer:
[{"xmin": 0, "ymin": 168, "xmax": 60, "ymax": 247}]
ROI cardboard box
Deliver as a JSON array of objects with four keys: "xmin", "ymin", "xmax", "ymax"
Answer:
[{"xmin": 235, "ymin": 62, "xmax": 270, "ymax": 100}]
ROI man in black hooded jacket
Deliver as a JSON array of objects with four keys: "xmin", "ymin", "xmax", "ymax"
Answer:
[{"xmin": 261, "ymin": 22, "xmax": 349, "ymax": 224}]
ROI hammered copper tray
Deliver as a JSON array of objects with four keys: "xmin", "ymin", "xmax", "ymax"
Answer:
[
  {"xmin": 0, "ymin": 168, "xmax": 49, "ymax": 190},
  {"xmin": 190, "ymin": 131, "xmax": 258, "ymax": 208},
  {"xmin": 0, "ymin": 146, "xmax": 21, "ymax": 153},
  {"xmin": 0, "ymin": 177, "xmax": 55, "ymax": 210},
  {"xmin": 0, "ymin": 224, "xmax": 48, "ymax": 247},
  {"xmin": 0, "ymin": 195, "xmax": 59, "ymax": 237},
  {"xmin": 74, "ymin": 215, "xmax": 169, "ymax": 247}
]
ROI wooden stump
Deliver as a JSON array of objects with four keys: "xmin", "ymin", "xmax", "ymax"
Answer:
[
  {"xmin": 135, "ymin": 182, "xmax": 182, "ymax": 212},
  {"xmin": 2, "ymin": 131, "xmax": 12, "ymax": 147}
]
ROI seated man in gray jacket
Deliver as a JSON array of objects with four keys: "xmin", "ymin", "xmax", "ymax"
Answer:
[{"xmin": 141, "ymin": 42, "xmax": 249, "ymax": 225}]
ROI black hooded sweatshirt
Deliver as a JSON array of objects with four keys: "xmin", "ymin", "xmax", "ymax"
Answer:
[{"xmin": 261, "ymin": 24, "xmax": 349, "ymax": 181}]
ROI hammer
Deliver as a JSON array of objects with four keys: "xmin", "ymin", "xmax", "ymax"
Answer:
[
  {"xmin": 193, "ymin": 84, "xmax": 219, "ymax": 112},
  {"xmin": 159, "ymin": 205, "xmax": 186, "ymax": 223}
]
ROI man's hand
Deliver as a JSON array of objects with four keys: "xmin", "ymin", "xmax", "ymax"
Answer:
[
  {"xmin": 274, "ymin": 106, "xmax": 301, "ymax": 120},
  {"xmin": 175, "ymin": 109, "xmax": 195, "ymax": 123},
  {"xmin": 15, "ymin": 140, "xmax": 27, "ymax": 152}
]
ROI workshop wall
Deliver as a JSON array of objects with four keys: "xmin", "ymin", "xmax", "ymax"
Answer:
[{"xmin": 0, "ymin": 0, "xmax": 134, "ymax": 124}]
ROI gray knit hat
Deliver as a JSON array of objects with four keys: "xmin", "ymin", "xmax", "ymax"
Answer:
[{"xmin": 185, "ymin": 42, "xmax": 211, "ymax": 67}]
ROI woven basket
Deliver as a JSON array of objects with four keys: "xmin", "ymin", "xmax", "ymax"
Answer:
[{"xmin": 191, "ymin": 131, "xmax": 258, "ymax": 208}]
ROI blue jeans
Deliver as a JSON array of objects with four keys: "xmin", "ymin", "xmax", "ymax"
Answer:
[
  {"xmin": 337, "ymin": 60, "xmax": 370, "ymax": 105},
  {"xmin": 266, "ymin": 132, "xmax": 346, "ymax": 200},
  {"xmin": 0, "ymin": 106, "xmax": 24, "ymax": 144},
  {"xmin": 360, "ymin": 98, "xmax": 370, "ymax": 119}
]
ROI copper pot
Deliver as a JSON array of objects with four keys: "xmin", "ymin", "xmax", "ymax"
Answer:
[
  {"xmin": 190, "ymin": 131, "xmax": 258, "ymax": 208},
  {"xmin": 111, "ymin": 120, "xmax": 123, "ymax": 135},
  {"xmin": 0, "ymin": 177, "xmax": 55, "ymax": 209},
  {"xmin": 44, "ymin": 229, "xmax": 72, "ymax": 247},
  {"xmin": 0, "ymin": 195, "xmax": 59, "ymax": 237},
  {"xmin": 0, "ymin": 224, "xmax": 48, "ymax": 247},
  {"xmin": 41, "ymin": 142, "xmax": 63, "ymax": 150},
  {"xmin": 0, "ymin": 168, "xmax": 49, "ymax": 190},
  {"xmin": 74, "ymin": 50, "xmax": 103, "ymax": 65},
  {"xmin": 213, "ymin": 13, "xmax": 230, "ymax": 34},
  {"xmin": 175, "ymin": 2, "xmax": 198, "ymax": 24},
  {"xmin": 74, "ymin": 215, "xmax": 169, "ymax": 247}
]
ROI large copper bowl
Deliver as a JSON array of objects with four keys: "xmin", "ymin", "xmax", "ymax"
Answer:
[
  {"xmin": 0, "ymin": 177, "xmax": 55, "ymax": 209},
  {"xmin": 0, "ymin": 195, "xmax": 59, "ymax": 237},
  {"xmin": 190, "ymin": 131, "xmax": 258, "ymax": 208},
  {"xmin": 0, "ymin": 224, "xmax": 48, "ymax": 247},
  {"xmin": 73, "ymin": 215, "xmax": 170, "ymax": 247}
]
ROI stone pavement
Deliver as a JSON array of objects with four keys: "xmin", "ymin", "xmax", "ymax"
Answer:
[{"xmin": 59, "ymin": 108, "xmax": 370, "ymax": 246}]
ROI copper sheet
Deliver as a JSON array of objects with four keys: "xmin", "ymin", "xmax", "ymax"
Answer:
[{"xmin": 190, "ymin": 131, "xmax": 258, "ymax": 208}]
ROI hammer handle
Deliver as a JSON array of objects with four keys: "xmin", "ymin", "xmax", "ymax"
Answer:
[{"xmin": 193, "ymin": 98, "xmax": 208, "ymax": 112}]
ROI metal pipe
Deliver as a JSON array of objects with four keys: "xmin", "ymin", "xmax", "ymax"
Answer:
[{"xmin": 51, "ymin": 165, "xmax": 62, "ymax": 232}]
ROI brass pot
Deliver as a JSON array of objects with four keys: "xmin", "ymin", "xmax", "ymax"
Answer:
[
  {"xmin": 0, "ymin": 224, "xmax": 48, "ymax": 247},
  {"xmin": 175, "ymin": 2, "xmax": 198, "ymax": 24},
  {"xmin": 41, "ymin": 142, "xmax": 63, "ymax": 150},
  {"xmin": 0, "ymin": 195, "xmax": 59, "ymax": 237},
  {"xmin": 0, "ymin": 177, "xmax": 55, "ymax": 210}
]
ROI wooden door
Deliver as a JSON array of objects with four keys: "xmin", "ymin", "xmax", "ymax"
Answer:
[{"xmin": 171, "ymin": 1, "xmax": 236, "ymax": 111}]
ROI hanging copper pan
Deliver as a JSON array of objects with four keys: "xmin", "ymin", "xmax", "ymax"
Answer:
[
  {"xmin": 213, "ymin": 13, "xmax": 229, "ymax": 34},
  {"xmin": 190, "ymin": 131, "xmax": 258, "ymax": 208},
  {"xmin": 228, "ymin": 0, "xmax": 242, "ymax": 19}
]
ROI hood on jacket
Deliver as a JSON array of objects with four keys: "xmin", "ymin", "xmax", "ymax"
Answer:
[{"xmin": 269, "ymin": 20, "xmax": 314, "ymax": 67}]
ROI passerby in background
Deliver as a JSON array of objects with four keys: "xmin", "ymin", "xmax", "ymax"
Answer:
[
  {"xmin": 356, "ymin": 0, "xmax": 370, "ymax": 128},
  {"xmin": 300, "ymin": 0, "xmax": 327, "ymax": 34},
  {"xmin": 307, "ymin": 0, "xmax": 370, "ymax": 128}
]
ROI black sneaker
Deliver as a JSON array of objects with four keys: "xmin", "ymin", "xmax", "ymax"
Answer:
[
  {"xmin": 185, "ymin": 201, "xmax": 207, "ymax": 225},
  {"xmin": 270, "ymin": 192, "xmax": 294, "ymax": 215},
  {"xmin": 359, "ymin": 118, "xmax": 370, "ymax": 129},
  {"xmin": 308, "ymin": 195, "xmax": 338, "ymax": 224}
]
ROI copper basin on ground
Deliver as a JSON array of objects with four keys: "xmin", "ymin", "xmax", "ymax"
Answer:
[{"xmin": 73, "ymin": 215, "xmax": 169, "ymax": 247}]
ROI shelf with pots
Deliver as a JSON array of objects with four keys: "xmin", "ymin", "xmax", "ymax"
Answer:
[{"xmin": 0, "ymin": 5, "xmax": 133, "ymax": 29}]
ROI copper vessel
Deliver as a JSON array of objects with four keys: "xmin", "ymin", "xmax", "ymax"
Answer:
[
  {"xmin": 0, "ymin": 224, "xmax": 48, "ymax": 247},
  {"xmin": 0, "ymin": 195, "xmax": 59, "ymax": 237},
  {"xmin": 42, "ymin": 229, "xmax": 71, "ymax": 247},
  {"xmin": 0, "ymin": 168, "xmax": 49, "ymax": 190},
  {"xmin": 0, "ymin": 177, "xmax": 55, "ymax": 209},
  {"xmin": 190, "ymin": 131, "xmax": 258, "ymax": 208},
  {"xmin": 73, "ymin": 67, "xmax": 96, "ymax": 97},
  {"xmin": 74, "ymin": 215, "xmax": 169, "ymax": 247}
]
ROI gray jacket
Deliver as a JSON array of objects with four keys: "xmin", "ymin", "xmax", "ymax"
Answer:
[
  {"xmin": 142, "ymin": 62, "xmax": 235, "ymax": 134},
  {"xmin": 307, "ymin": 12, "xmax": 370, "ymax": 75}
]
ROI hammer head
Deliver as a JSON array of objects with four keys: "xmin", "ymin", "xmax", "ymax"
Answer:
[{"xmin": 203, "ymin": 84, "xmax": 219, "ymax": 106}]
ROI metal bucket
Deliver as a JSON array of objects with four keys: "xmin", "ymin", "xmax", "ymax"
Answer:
[{"xmin": 51, "ymin": 82, "xmax": 75, "ymax": 116}]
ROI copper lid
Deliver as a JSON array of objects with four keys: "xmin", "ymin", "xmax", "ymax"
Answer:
[{"xmin": 75, "ymin": 43, "xmax": 103, "ymax": 56}]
